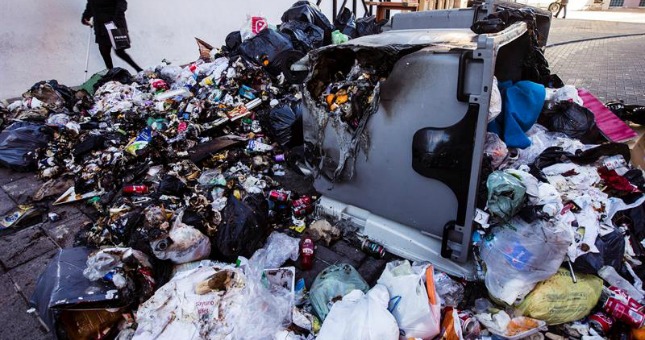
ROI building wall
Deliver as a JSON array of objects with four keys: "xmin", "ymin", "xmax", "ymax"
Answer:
[
  {"xmin": 516, "ymin": 0, "xmax": 598, "ymax": 10},
  {"xmin": 0, "ymin": 0, "xmax": 361, "ymax": 99}
]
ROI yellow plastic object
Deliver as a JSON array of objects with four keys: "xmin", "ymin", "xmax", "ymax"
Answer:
[{"xmin": 518, "ymin": 267, "xmax": 603, "ymax": 325}]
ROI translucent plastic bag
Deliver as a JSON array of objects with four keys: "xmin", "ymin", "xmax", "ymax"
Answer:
[
  {"xmin": 151, "ymin": 210, "xmax": 211, "ymax": 264},
  {"xmin": 480, "ymin": 217, "xmax": 572, "ymax": 305},
  {"xmin": 317, "ymin": 285, "xmax": 399, "ymax": 340},
  {"xmin": 249, "ymin": 231, "xmax": 300, "ymax": 269},
  {"xmin": 310, "ymin": 263, "xmax": 369, "ymax": 321},
  {"xmin": 377, "ymin": 260, "xmax": 441, "ymax": 339},
  {"xmin": 228, "ymin": 263, "xmax": 293, "ymax": 340},
  {"xmin": 515, "ymin": 124, "xmax": 584, "ymax": 167},
  {"xmin": 484, "ymin": 132, "xmax": 508, "ymax": 169}
]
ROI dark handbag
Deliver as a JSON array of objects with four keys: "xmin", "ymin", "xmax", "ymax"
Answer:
[{"xmin": 105, "ymin": 21, "xmax": 130, "ymax": 50}]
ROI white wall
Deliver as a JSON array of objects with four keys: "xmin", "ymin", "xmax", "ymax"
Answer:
[
  {"xmin": 0, "ymin": 0, "xmax": 362, "ymax": 99},
  {"xmin": 515, "ymin": 0, "xmax": 596, "ymax": 10}
]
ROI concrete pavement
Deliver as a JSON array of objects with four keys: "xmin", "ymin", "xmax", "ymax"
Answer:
[
  {"xmin": 1, "ymin": 12, "xmax": 645, "ymax": 339},
  {"xmin": 546, "ymin": 12, "xmax": 645, "ymax": 105}
]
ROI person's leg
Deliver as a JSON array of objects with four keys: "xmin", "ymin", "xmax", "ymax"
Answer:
[
  {"xmin": 563, "ymin": 5, "xmax": 567, "ymax": 18},
  {"xmin": 114, "ymin": 49, "xmax": 143, "ymax": 73},
  {"xmin": 554, "ymin": 5, "xmax": 561, "ymax": 17},
  {"xmin": 98, "ymin": 44, "xmax": 114, "ymax": 69}
]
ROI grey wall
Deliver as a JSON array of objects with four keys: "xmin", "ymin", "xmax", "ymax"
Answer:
[{"xmin": 0, "ymin": 0, "xmax": 362, "ymax": 99}]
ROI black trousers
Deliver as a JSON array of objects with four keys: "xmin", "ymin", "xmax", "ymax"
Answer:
[
  {"xmin": 555, "ymin": 4, "xmax": 567, "ymax": 18},
  {"xmin": 98, "ymin": 44, "xmax": 143, "ymax": 72}
]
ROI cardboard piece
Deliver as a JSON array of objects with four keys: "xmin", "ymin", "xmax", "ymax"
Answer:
[{"xmin": 630, "ymin": 133, "xmax": 645, "ymax": 170}]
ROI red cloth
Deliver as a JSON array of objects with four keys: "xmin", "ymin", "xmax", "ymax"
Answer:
[{"xmin": 598, "ymin": 167, "xmax": 641, "ymax": 194}]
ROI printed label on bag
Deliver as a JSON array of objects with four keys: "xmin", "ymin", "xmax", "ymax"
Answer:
[{"xmin": 502, "ymin": 244, "xmax": 532, "ymax": 270}]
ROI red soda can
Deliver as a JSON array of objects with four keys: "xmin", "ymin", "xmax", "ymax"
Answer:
[
  {"xmin": 458, "ymin": 310, "xmax": 481, "ymax": 338},
  {"xmin": 292, "ymin": 196, "xmax": 312, "ymax": 207},
  {"xmin": 123, "ymin": 185, "xmax": 149, "ymax": 195},
  {"xmin": 268, "ymin": 190, "xmax": 290, "ymax": 203},
  {"xmin": 300, "ymin": 237, "xmax": 314, "ymax": 270},
  {"xmin": 293, "ymin": 204, "xmax": 313, "ymax": 218},
  {"xmin": 604, "ymin": 296, "xmax": 645, "ymax": 328},
  {"xmin": 609, "ymin": 286, "xmax": 645, "ymax": 312},
  {"xmin": 292, "ymin": 196, "xmax": 313, "ymax": 217},
  {"xmin": 589, "ymin": 312, "xmax": 615, "ymax": 336}
]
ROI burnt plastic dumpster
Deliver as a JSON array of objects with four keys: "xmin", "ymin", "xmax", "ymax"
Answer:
[{"xmin": 302, "ymin": 12, "xmax": 546, "ymax": 279}]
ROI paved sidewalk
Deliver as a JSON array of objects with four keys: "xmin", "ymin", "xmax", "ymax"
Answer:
[
  {"xmin": 547, "ymin": 18, "xmax": 645, "ymax": 45},
  {"xmin": 545, "ymin": 35, "xmax": 645, "ymax": 105},
  {"xmin": 0, "ymin": 169, "xmax": 91, "ymax": 340}
]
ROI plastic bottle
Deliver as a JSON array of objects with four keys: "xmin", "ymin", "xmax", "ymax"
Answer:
[{"xmin": 300, "ymin": 237, "xmax": 314, "ymax": 270}]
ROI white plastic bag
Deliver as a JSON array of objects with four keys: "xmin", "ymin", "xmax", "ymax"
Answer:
[
  {"xmin": 489, "ymin": 77, "xmax": 502, "ymax": 122},
  {"xmin": 240, "ymin": 15, "xmax": 268, "ymax": 41},
  {"xmin": 133, "ymin": 264, "xmax": 245, "ymax": 339},
  {"xmin": 545, "ymin": 85, "xmax": 583, "ymax": 106},
  {"xmin": 317, "ymin": 285, "xmax": 399, "ymax": 340},
  {"xmin": 377, "ymin": 260, "xmax": 441, "ymax": 339}
]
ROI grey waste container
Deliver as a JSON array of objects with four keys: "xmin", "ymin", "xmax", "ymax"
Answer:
[{"xmin": 302, "ymin": 17, "xmax": 541, "ymax": 279}]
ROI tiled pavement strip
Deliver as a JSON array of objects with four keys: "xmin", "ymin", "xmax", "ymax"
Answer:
[{"xmin": 1, "ymin": 14, "xmax": 645, "ymax": 339}]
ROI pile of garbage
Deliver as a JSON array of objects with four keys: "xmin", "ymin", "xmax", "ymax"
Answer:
[{"xmin": 1, "ymin": 1, "xmax": 645, "ymax": 339}]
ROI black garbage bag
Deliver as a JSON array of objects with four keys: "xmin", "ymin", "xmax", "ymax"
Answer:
[
  {"xmin": 573, "ymin": 230, "xmax": 625, "ymax": 274},
  {"xmin": 280, "ymin": 20, "xmax": 325, "ymax": 53},
  {"xmin": 157, "ymin": 175, "xmax": 188, "ymax": 196},
  {"xmin": 281, "ymin": 0, "xmax": 335, "ymax": 44},
  {"xmin": 30, "ymin": 248, "xmax": 129, "ymax": 336},
  {"xmin": 356, "ymin": 15, "xmax": 385, "ymax": 37},
  {"xmin": 335, "ymin": 7, "xmax": 358, "ymax": 38},
  {"xmin": 0, "ymin": 122, "xmax": 53, "ymax": 171},
  {"xmin": 538, "ymin": 101, "xmax": 603, "ymax": 144},
  {"xmin": 225, "ymin": 31, "xmax": 243, "ymax": 56},
  {"xmin": 213, "ymin": 194, "xmax": 270, "ymax": 262},
  {"xmin": 93, "ymin": 67, "xmax": 133, "ymax": 92},
  {"xmin": 73, "ymin": 134, "xmax": 106, "ymax": 158},
  {"xmin": 239, "ymin": 28, "xmax": 306, "ymax": 84},
  {"xmin": 269, "ymin": 102, "xmax": 304, "ymax": 147}
]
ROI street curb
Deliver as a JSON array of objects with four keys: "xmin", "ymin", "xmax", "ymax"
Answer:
[{"xmin": 546, "ymin": 32, "xmax": 645, "ymax": 48}]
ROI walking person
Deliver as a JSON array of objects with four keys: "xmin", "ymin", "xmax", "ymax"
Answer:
[
  {"xmin": 81, "ymin": 0, "xmax": 143, "ymax": 72},
  {"xmin": 554, "ymin": 0, "xmax": 568, "ymax": 18}
]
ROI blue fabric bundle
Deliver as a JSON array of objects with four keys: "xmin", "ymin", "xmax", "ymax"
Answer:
[{"xmin": 488, "ymin": 80, "xmax": 546, "ymax": 149}]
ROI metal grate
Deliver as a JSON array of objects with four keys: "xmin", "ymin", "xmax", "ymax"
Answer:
[{"xmin": 609, "ymin": 0, "xmax": 624, "ymax": 6}]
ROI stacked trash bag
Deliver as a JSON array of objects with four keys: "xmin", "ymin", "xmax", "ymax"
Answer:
[{"xmin": 1, "ymin": 1, "xmax": 645, "ymax": 339}]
